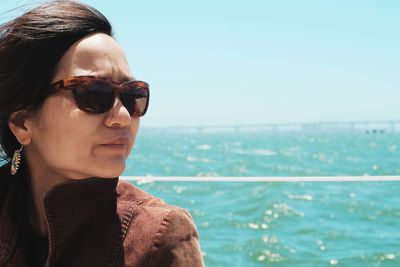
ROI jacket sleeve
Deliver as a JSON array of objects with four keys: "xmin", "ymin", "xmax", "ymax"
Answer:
[{"xmin": 148, "ymin": 207, "xmax": 205, "ymax": 267}]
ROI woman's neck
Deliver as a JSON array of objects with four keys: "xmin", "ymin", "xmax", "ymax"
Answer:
[
  {"xmin": 27, "ymin": 177, "xmax": 51, "ymax": 236},
  {"xmin": 24, "ymin": 154, "xmax": 70, "ymax": 236}
]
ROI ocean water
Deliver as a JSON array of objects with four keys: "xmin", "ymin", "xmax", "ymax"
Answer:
[{"xmin": 123, "ymin": 131, "xmax": 400, "ymax": 266}]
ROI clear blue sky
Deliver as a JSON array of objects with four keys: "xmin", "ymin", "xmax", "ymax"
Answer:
[{"xmin": 1, "ymin": 0, "xmax": 399, "ymax": 127}]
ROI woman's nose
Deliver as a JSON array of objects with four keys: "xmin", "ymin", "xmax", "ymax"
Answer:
[{"xmin": 104, "ymin": 97, "xmax": 132, "ymax": 127}]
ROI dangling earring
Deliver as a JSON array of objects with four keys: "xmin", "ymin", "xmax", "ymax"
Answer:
[{"xmin": 11, "ymin": 144, "xmax": 23, "ymax": 175}]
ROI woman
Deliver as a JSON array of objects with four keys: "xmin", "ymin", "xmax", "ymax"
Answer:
[{"xmin": 0, "ymin": 1, "xmax": 204, "ymax": 266}]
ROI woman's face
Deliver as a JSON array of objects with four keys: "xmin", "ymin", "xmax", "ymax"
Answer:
[{"xmin": 24, "ymin": 33, "xmax": 140, "ymax": 180}]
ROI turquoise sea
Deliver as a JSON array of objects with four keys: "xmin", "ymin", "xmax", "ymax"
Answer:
[{"xmin": 124, "ymin": 130, "xmax": 400, "ymax": 266}]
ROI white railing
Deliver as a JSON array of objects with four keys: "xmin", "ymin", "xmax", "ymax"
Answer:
[{"xmin": 121, "ymin": 176, "xmax": 400, "ymax": 182}]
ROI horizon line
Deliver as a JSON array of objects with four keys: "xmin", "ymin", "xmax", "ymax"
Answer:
[{"xmin": 140, "ymin": 119, "xmax": 400, "ymax": 129}]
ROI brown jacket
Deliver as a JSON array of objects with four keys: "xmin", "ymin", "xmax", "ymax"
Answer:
[{"xmin": 0, "ymin": 163, "xmax": 204, "ymax": 266}]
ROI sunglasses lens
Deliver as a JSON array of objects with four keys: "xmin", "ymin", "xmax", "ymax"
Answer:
[
  {"xmin": 74, "ymin": 81, "xmax": 114, "ymax": 114},
  {"xmin": 121, "ymin": 83, "xmax": 149, "ymax": 116}
]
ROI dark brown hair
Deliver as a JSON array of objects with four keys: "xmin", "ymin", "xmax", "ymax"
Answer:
[{"xmin": 0, "ymin": 0, "xmax": 112, "ymax": 161}]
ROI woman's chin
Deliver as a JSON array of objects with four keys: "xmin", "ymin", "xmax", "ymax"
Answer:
[
  {"xmin": 98, "ymin": 169, "xmax": 125, "ymax": 178},
  {"xmin": 89, "ymin": 162, "xmax": 126, "ymax": 178}
]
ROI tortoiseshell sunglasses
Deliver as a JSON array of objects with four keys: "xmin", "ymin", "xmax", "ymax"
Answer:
[{"xmin": 51, "ymin": 76, "xmax": 149, "ymax": 117}]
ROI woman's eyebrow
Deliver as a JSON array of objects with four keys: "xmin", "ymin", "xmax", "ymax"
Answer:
[
  {"xmin": 101, "ymin": 75, "xmax": 134, "ymax": 84},
  {"xmin": 116, "ymin": 74, "xmax": 135, "ymax": 83},
  {"xmin": 120, "ymin": 77, "xmax": 136, "ymax": 84}
]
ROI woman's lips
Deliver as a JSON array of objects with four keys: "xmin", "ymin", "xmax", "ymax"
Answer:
[
  {"xmin": 101, "ymin": 144, "xmax": 127, "ymax": 149},
  {"xmin": 101, "ymin": 136, "xmax": 129, "ymax": 151}
]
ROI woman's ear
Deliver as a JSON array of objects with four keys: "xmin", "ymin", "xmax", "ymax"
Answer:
[{"xmin": 8, "ymin": 110, "xmax": 32, "ymax": 145}]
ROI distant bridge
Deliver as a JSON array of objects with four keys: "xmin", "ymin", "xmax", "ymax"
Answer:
[{"xmin": 142, "ymin": 120, "xmax": 400, "ymax": 133}]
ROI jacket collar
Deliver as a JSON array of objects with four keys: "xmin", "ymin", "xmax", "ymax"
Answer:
[
  {"xmin": 0, "ymin": 163, "xmax": 119, "ymax": 264},
  {"xmin": 43, "ymin": 177, "xmax": 119, "ymax": 252}
]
